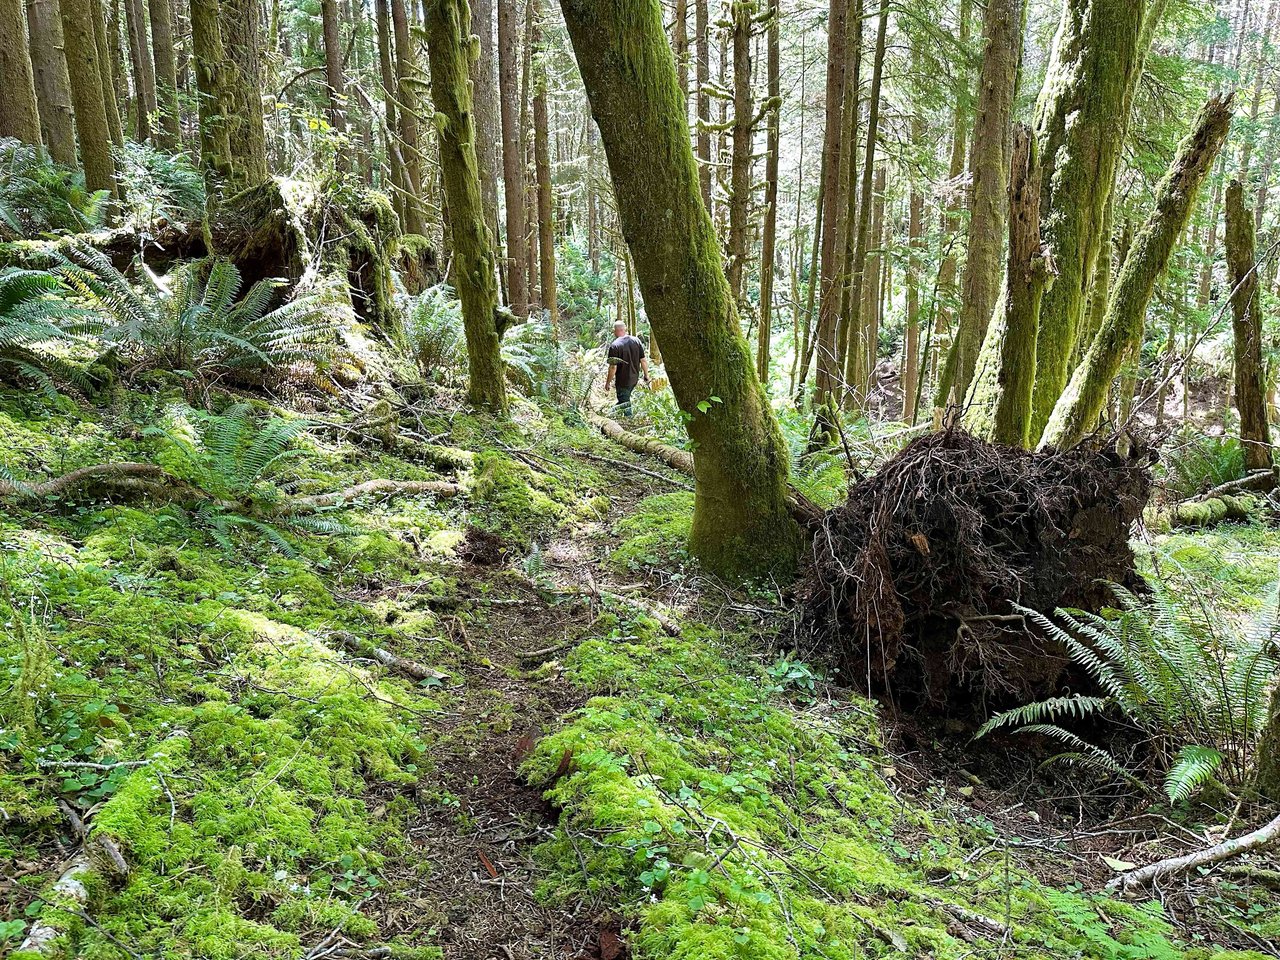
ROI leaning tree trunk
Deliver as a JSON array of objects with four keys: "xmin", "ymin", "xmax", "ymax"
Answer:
[
  {"xmin": 60, "ymin": 0, "xmax": 117, "ymax": 193},
  {"xmin": 560, "ymin": 0, "xmax": 800, "ymax": 578},
  {"xmin": 423, "ymin": 0, "xmax": 509, "ymax": 413},
  {"xmin": 1028, "ymin": 0, "xmax": 1162, "ymax": 441},
  {"xmin": 497, "ymin": 0, "xmax": 529, "ymax": 314},
  {"xmin": 1, "ymin": 0, "xmax": 45, "ymax": 147},
  {"xmin": 940, "ymin": 0, "xmax": 1023, "ymax": 408},
  {"xmin": 149, "ymin": 0, "xmax": 182, "ymax": 147},
  {"xmin": 26, "ymin": 0, "xmax": 77, "ymax": 166},
  {"xmin": 1224, "ymin": 178, "xmax": 1273, "ymax": 472},
  {"xmin": 1041, "ymin": 95, "xmax": 1233, "ymax": 450}
]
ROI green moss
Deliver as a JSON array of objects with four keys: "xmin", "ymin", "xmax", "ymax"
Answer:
[
  {"xmin": 470, "ymin": 451, "xmax": 565, "ymax": 550},
  {"xmin": 608, "ymin": 492, "xmax": 693, "ymax": 572}
]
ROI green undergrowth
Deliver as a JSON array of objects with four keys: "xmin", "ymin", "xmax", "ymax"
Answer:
[
  {"xmin": 525, "ymin": 613, "xmax": 1272, "ymax": 960},
  {"xmin": 607, "ymin": 492, "xmax": 693, "ymax": 573}
]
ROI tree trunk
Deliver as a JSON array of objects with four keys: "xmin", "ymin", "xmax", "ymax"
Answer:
[
  {"xmin": 497, "ymin": 0, "xmax": 528, "ymax": 314},
  {"xmin": 521, "ymin": 0, "xmax": 539, "ymax": 310},
  {"xmin": 470, "ymin": 0, "xmax": 501, "ymax": 241},
  {"xmin": 840, "ymin": 0, "xmax": 889, "ymax": 407},
  {"xmin": 560, "ymin": 0, "xmax": 800, "ymax": 578},
  {"xmin": 0, "ymin": 0, "xmax": 42, "ymax": 148},
  {"xmin": 812, "ymin": 0, "xmax": 849, "ymax": 414},
  {"xmin": 320, "ymin": 0, "xmax": 348, "ymax": 166},
  {"xmin": 966, "ymin": 125, "xmax": 1049, "ymax": 446},
  {"xmin": 125, "ymin": 0, "xmax": 157, "ymax": 142},
  {"xmin": 25, "ymin": 0, "xmax": 77, "ymax": 164},
  {"xmin": 375, "ymin": 0, "xmax": 405, "ymax": 223},
  {"xmin": 392, "ymin": 0, "xmax": 428, "ymax": 235},
  {"xmin": 903, "ymin": 115, "xmax": 924, "ymax": 420},
  {"xmin": 532, "ymin": 0, "xmax": 557, "ymax": 323},
  {"xmin": 149, "ymin": 0, "xmax": 182, "ymax": 147},
  {"xmin": 726, "ymin": 0, "xmax": 753, "ymax": 307},
  {"xmin": 97, "ymin": 0, "xmax": 125, "ymax": 147},
  {"xmin": 423, "ymin": 0, "xmax": 509, "ymax": 413},
  {"xmin": 191, "ymin": 0, "xmax": 233, "ymax": 188},
  {"xmin": 694, "ymin": 0, "xmax": 711, "ymax": 207},
  {"xmin": 674, "ymin": 0, "xmax": 688, "ymax": 99},
  {"xmin": 756, "ymin": 0, "xmax": 779, "ymax": 383},
  {"xmin": 1258, "ymin": 682, "xmax": 1280, "ymax": 803},
  {"xmin": 219, "ymin": 0, "xmax": 270, "ymax": 187},
  {"xmin": 1028, "ymin": 0, "xmax": 1158, "ymax": 441},
  {"xmin": 949, "ymin": 0, "xmax": 1022, "ymax": 408},
  {"xmin": 60, "ymin": 0, "xmax": 117, "ymax": 193},
  {"xmin": 1041, "ymin": 95, "xmax": 1233, "ymax": 450},
  {"xmin": 1224, "ymin": 179, "xmax": 1273, "ymax": 472}
]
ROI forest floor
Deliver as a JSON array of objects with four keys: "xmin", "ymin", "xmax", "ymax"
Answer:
[{"xmin": 2, "ymin": 383, "xmax": 1278, "ymax": 960}]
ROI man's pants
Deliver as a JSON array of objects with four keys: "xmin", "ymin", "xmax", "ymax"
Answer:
[{"xmin": 615, "ymin": 383, "xmax": 635, "ymax": 416}]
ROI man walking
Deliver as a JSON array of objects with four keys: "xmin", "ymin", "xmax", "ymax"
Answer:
[{"xmin": 604, "ymin": 320, "xmax": 649, "ymax": 415}]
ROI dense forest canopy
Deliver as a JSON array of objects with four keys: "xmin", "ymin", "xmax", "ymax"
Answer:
[{"xmin": 2, "ymin": 0, "xmax": 1280, "ymax": 957}]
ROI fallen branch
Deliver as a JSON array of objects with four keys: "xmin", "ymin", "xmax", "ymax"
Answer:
[
  {"xmin": 1108, "ymin": 810, "xmax": 1280, "ymax": 894},
  {"xmin": 329, "ymin": 631, "xmax": 446, "ymax": 683},
  {"xmin": 0, "ymin": 463, "xmax": 206, "ymax": 503}
]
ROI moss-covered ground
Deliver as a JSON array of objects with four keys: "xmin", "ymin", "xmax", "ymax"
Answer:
[{"xmin": 1, "ymin": 384, "xmax": 1276, "ymax": 959}]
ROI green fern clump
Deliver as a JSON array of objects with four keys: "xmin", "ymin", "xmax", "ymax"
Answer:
[
  {"xmin": 58, "ymin": 248, "xmax": 335, "ymax": 396},
  {"xmin": 978, "ymin": 577, "xmax": 1279, "ymax": 804},
  {"xmin": 149, "ymin": 404, "xmax": 341, "ymax": 555},
  {"xmin": 1159, "ymin": 424, "xmax": 1245, "ymax": 500},
  {"xmin": 112, "ymin": 142, "xmax": 206, "ymax": 228},
  {"xmin": 402, "ymin": 283, "xmax": 465, "ymax": 380},
  {"xmin": 0, "ymin": 138, "xmax": 107, "ymax": 238},
  {"xmin": 0, "ymin": 267, "xmax": 88, "ymax": 395}
]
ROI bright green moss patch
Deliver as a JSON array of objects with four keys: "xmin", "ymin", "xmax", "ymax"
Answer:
[
  {"xmin": 470, "ymin": 451, "xmax": 566, "ymax": 549},
  {"xmin": 607, "ymin": 492, "xmax": 693, "ymax": 572},
  {"xmin": 527, "ymin": 613, "xmax": 1256, "ymax": 960}
]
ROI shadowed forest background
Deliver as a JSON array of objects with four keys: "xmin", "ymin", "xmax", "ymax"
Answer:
[{"xmin": 2, "ymin": 0, "xmax": 1280, "ymax": 956}]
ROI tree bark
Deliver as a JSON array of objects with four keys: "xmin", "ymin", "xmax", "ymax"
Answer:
[
  {"xmin": 423, "ymin": 0, "xmax": 509, "ymax": 413},
  {"xmin": 97, "ymin": 0, "xmax": 125, "ymax": 148},
  {"xmin": 320, "ymin": 0, "xmax": 348, "ymax": 166},
  {"xmin": 0, "ymin": 0, "xmax": 41, "ymax": 147},
  {"xmin": 560, "ymin": 0, "xmax": 800, "ymax": 578},
  {"xmin": 674, "ymin": 0, "xmax": 689, "ymax": 100},
  {"xmin": 191, "ymin": 0, "xmax": 232, "ymax": 186},
  {"xmin": 375, "ymin": 0, "xmax": 406, "ymax": 223},
  {"xmin": 149, "ymin": 0, "xmax": 183, "ymax": 147},
  {"xmin": 1224, "ymin": 178, "xmax": 1273, "ymax": 472},
  {"xmin": 392, "ymin": 0, "xmax": 428, "ymax": 235},
  {"xmin": 470, "ymin": 0, "xmax": 501, "ymax": 241},
  {"xmin": 1041, "ymin": 95, "xmax": 1233, "ymax": 450},
  {"xmin": 903, "ymin": 115, "xmax": 924, "ymax": 420},
  {"xmin": 219, "ymin": 0, "xmax": 270, "ymax": 187},
  {"xmin": 60, "ymin": 0, "xmax": 117, "ymax": 193},
  {"xmin": 497, "ymin": 0, "xmax": 528, "ymax": 314},
  {"xmin": 1028, "ymin": 0, "xmax": 1158, "ymax": 441},
  {"xmin": 756, "ymin": 0, "xmax": 780, "ymax": 383},
  {"xmin": 944, "ymin": 0, "xmax": 1022, "ymax": 408},
  {"xmin": 840, "ymin": 0, "xmax": 889, "ymax": 406},
  {"xmin": 726, "ymin": 0, "xmax": 753, "ymax": 307},
  {"xmin": 694, "ymin": 0, "xmax": 712, "ymax": 207},
  {"xmin": 532, "ymin": 0, "xmax": 557, "ymax": 323},
  {"xmin": 25, "ymin": 0, "xmax": 78, "ymax": 164},
  {"xmin": 125, "ymin": 0, "xmax": 157, "ymax": 142}
]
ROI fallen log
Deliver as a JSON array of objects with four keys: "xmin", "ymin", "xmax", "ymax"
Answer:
[
  {"xmin": 329, "ymin": 631, "xmax": 446, "ymax": 682},
  {"xmin": 288, "ymin": 479, "xmax": 462, "ymax": 511},
  {"xmin": 1108, "ymin": 810, "xmax": 1280, "ymax": 894}
]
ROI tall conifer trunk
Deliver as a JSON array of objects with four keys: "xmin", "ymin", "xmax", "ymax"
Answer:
[
  {"xmin": 25, "ymin": 0, "xmax": 77, "ymax": 163},
  {"xmin": 423, "ymin": 0, "xmax": 510, "ymax": 413},
  {"xmin": 1224, "ymin": 179, "xmax": 1273, "ymax": 472},
  {"xmin": 497, "ymin": 0, "xmax": 529, "ymax": 314},
  {"xmin": 0, "ymin": 0, "xmax": 42, "ymax": 148},
  {"xmin": 392, "ymin": 0, "xmax": 428, "ymax": 234},
  {"xmin": 559, "ymin": 0, "xmax": 799, "ymax": 577},
  {"xmin": 726, "ymin": 0, "xmax": 754, "ymax": 307},
  {"xmin": 150, "ymin": 0, "xmax": 183, "ymax": 147},
  {"xmin": 321, "ymin": 0, "xmax": 349, "ymax": 167},
  {"xmin": 60, "ymin": 0, "xmax": 117, "ymax": 193},
  {"xmin": 757, "ymin": 0, "xmax": 780, "ymax": 382},
  {"xmin": 532, "ymin": 0, "xmax": 557, "ymax": 323},
  {"xmin": 695, "ymin": 0, "xmax": 712, "ymax": 207}
]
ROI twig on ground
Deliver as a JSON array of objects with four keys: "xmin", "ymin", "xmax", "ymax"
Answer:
[{"xmin": 1108, "ymin": 811, "xmax": 1280, "ymax": 893}]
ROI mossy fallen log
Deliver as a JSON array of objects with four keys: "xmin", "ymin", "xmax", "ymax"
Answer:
[{"xmin": 1169, "ymin": 493, "xmax": 1255, "ymax": 528}]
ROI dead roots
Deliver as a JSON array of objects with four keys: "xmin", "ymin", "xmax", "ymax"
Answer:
[{"xmin": 801, "ymin": 429, "xmax": 1150, "ymax": 716}]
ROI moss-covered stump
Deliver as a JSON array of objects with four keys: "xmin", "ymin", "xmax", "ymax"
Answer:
[
  {"xmin": 209, "ymin": 179, "xmax": 403, "ymax": 339},
  {"xmin": 0, "ymin": 220, "xmax": 207, "ymax": 275},
  {"xmin": 396, "ymin": 233, "xmax": 441, "ymax": 295}
]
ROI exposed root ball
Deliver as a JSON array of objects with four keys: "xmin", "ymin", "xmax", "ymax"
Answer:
[{"xmin": 802, "ymin": 429, "xmax": 1150, "ymax": 717}]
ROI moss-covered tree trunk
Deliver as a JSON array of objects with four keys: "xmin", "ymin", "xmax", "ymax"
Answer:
[
  {"xmin": 560, "ymin": 0, "xmax": 799, "ymax": 578},
  {"xmin": 219, "ymin": 0, "xmax": 269, "ymax": 186},
  {"xmin": 60, "ymin": 0, "xmax": 117, "ymax": 193},
  {"xmin": 374, "ymin": 0, "xmax": 406, "ymax": 223},
  {"xmin": 0, "ymin": 0, "xmax": 44, "ymax": 147},
  {"xmin": 148, "ymin": 0, "xmax": 183, "ymax": 148},
  {"xmin": 940, "ymin": 0, "xmax": 1023, "ymax": 408},
  {"xmin": 965, "ymin": 126, "xmax": 1050, "ymax": 446},
  {"xmin": 423, "ymin": 0, "xmax": 508, "ymax": 414},
  {"xmin": 25, "ymin": 0, "xmax": 77, "ymax": 165},
  {"xmin": 1041, "ymin": 96, "xmax": 1233, "ymax": 450},
  {"xmin": 1028, "ymin": 0, "xmax": 1159, "ymax": 440},
  {"xmin": 94, "ymin": 0, "xmax": 125, "ymax": 148},
  {"xmin": 191, "ymin": 0, "xmax": 233, "ymax": 190},
  {"xmin": 124, "ymin": 0, "xmax": 157, "ymax": 142},
  {"xmin": 497, "ymin": 0, "xmax": 529, "ymax": 314},
  {"xmin": 1224, "ymin": 179, "xmax": 1273, "ymax": 472},
  {"xmin": 320, "ymin": 0, "xmax": 348, "ymax": 165},
  {"xmin": 694, "ymin": 0, "xmax": 712, "ymax": 208},
  {"xmin": 469, "ymin": 0, "xmax": 501, "ymax": 242}
]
